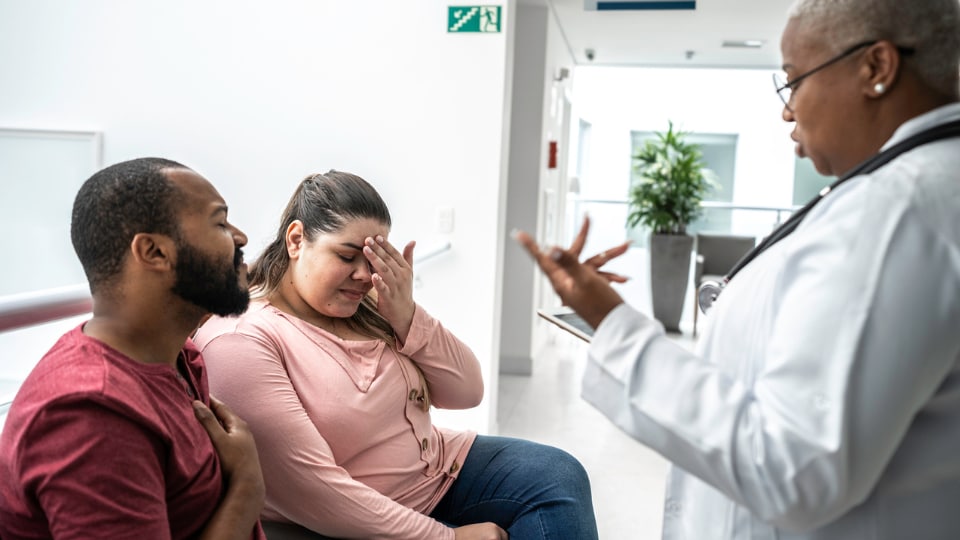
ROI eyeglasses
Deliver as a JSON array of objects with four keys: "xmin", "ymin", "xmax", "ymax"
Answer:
[{"xmin": 773, "ymin": 40, "xmax": 915, "ymax": 111}]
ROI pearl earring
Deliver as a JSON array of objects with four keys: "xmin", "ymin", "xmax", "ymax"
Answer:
[{"xmin": 874, "ymin": 82, "xmax": 886, "ymax": 94}]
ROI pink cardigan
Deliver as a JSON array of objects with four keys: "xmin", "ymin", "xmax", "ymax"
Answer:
[{"xmin": 193, "ymin": 300, "xmax": 482, "ymax": 539}]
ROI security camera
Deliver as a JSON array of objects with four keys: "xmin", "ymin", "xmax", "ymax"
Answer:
[{"xmin": 585, "ymin": 48, "xmax": 595, "ymax": 62}]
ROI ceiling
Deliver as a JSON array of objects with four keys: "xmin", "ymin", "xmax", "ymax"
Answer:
[{"xmin": 545, "ymin": 0, "xmax": 796, "ymax": 69}]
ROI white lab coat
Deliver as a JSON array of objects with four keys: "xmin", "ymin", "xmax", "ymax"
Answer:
[{"xmin": 583, "ymin": 102, "xmax": 960, "ymax": 539}]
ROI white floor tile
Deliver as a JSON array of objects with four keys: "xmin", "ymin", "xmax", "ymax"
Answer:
[
  {"xmin": 497, "ymin": 245, "xmax": 705, "ymax": 538},
  {"xmin": 497, "ymin": 299, "xmax": 700, "ymax": 539}
]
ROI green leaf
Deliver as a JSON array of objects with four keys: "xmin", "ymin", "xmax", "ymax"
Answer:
[{"xmin": 627, "ymin": 121, "xmax": 713, "ymax": 235}]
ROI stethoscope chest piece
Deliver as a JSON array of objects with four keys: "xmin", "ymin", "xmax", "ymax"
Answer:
[{"xmin": 697, "ymin": 280, "xmax": 725, "ymax": 314}]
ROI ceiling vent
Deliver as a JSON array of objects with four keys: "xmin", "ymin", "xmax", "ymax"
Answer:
[{"xmin": 722, "ymin": 40, "xmax": 766, "ymax": 48}]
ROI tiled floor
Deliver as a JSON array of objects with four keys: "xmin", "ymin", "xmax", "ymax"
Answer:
[
  {"xmin": 496, "ymin": 331, "xmax": 656, "ymax": 539},
  {"xmin": 497, "ymin": 251, "xmax": 698, "ymax": 539},
  {"xmin": 498, "ymin": 326, "xmax": 698, "ymax": 539}
]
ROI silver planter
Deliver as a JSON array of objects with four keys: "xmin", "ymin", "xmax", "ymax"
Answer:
[{"xmin": 649, "ymin": 233, "xmax": 693, "ymax": 333}]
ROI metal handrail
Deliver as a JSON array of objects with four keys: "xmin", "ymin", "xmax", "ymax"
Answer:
[
  {"xmin": 699, "ymin": 201, "xmax": 801, "ymax": 224},
  {"xmin": 414, "ymin": 241, "xmax": 451, "ymax": 265},
  {"xmin": 0, "ymin": 242, "xmax": 454, "ymax": 420},
  {"xmin": 0, "ymin": 284, "xmax": 92, "ymax": 334},
  {"xmin": 0, "ymin": 285, "xmax": 93, "ymax": 421},
  {"xmin": 573, "ymin": 198, "xmax": 801, "ymax": 228},
  {"xmin": 575, "ymin": 197, "xmax": 800, "ymax": 213},
  {"xmin": 0, "ymin": 243, "xmax": 453, "ymax": 335}
]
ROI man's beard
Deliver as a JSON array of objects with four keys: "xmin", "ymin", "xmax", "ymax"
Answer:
[{"xmin": 171, "ymin": 240, "xmax": 249, "ymax": 316}]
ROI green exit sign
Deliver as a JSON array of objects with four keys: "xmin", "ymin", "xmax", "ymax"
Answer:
[{"xmin": 448, "ymin": 6, "xmax": 502, "ymax": 33}]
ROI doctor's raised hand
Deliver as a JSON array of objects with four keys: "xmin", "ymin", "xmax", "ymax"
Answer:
[{"xmin": 514, "ymin": 216, "xmax": 629, "ymax": 329}]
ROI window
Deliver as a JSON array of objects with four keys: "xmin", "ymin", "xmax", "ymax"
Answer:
[
  {"xmin": 629, "ymin": 130, "xmax": 739, "ymax": 240},
  {"xmin": 0, "ymin": 128, "xmax": 100, "ymax": 296}
]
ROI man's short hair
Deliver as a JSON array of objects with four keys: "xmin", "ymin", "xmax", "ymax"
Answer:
[{"xmin": 70, "ymin": 157, "xmax": 189, "ymax": 293}]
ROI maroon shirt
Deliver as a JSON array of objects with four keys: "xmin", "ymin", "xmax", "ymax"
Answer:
[{"xmin": 0, "ymin": 325, "xmax": 265, "ymax": 540}]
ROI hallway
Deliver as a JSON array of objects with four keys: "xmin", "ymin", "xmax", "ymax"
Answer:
[{"xmin": 498, "ymin": 326, "xmax": 697, "ymax": 539}]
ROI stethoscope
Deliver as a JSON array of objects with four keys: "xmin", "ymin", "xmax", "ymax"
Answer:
[{"xmin": 697, "ymin": 118, "xmax": 960, "ymax": 315}]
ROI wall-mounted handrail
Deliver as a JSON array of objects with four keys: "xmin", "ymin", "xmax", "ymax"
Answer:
[
  {"xmin": 0, "ymin": 243, "xmax": 453, "ymax": 335},
  {"xmin": 0, "ymin": 284, "xmax": 92, "ymax": 334},
  {"xmin": 413, "ymin": 241, "xmax": 451, "ymax": 265},
  {"xmin": 0, "ymin": 241, "xmax": 454, "ymax": 424}
]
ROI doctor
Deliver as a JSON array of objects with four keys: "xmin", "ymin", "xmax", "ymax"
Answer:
[{"xmin": 516, "ymin": 0, "xmax": 960, "ymax": 538}]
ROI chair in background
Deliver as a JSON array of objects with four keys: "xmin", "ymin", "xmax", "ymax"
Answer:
[{"xmin": 693, "ymin": 233, "xmax": 757, "ymax": 336}]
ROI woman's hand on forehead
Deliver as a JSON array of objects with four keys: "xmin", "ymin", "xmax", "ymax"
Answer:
[{"xmin": 363, "ymin": 235, "xmax": 417, "ymax": 343}]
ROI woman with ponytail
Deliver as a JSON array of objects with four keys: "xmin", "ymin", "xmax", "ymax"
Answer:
[{"xmin": 194, "ymin": 171, "xmax": 598, "ymax": 540}]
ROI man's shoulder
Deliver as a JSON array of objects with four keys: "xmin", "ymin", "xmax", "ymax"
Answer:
[
  {"xmin": 13, "ymin": 327, "xmax": 167, "ymax": 423},
  {"xmin": 24, "ymin": 326, "xmax": 115, "ymax": 397}
]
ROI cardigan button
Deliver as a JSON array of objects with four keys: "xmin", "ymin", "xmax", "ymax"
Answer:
[
  {"xmin": 421, "ymin": 438, "xmax": 429, "ymax": 451},
  {"xmin": 449, "ymin": 461, "xmax": 460, "ymax": 474}
]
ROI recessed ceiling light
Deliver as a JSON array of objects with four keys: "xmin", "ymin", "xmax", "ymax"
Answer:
[{"xmin": 722, "ymin": 39, "xmax": 765, "ymax": 48}]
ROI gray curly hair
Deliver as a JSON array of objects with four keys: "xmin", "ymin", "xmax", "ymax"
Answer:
[{"xmin": 787, "ymin": 0, "xmax": 960, "ymax": 98}]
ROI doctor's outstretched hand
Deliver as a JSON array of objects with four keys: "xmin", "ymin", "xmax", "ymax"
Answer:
[{"xmin": 513, "ymin": 216, "xmax": 629, "ymax": 329}]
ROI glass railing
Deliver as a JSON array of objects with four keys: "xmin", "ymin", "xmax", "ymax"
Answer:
[{"xmin": 568, "ymin": 197, "xmax": 799, "ymax": 248}]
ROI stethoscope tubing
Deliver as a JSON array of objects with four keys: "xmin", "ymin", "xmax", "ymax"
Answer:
[{"xmin": 698, "ymin": 118, "xmax": 960, "ymax": 314}]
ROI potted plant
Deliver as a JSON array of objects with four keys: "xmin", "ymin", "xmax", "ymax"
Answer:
[{"xmin": 627, "ymin": 121, "xmax": 713, "ymax": 332}]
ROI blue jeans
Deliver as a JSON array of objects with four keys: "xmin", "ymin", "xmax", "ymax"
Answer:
[{"xmin": 430, "ymin": 435, "xmax": 599, "ymax": 539}]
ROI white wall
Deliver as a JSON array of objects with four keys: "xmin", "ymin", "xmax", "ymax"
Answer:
[
  {"xmin": 531, "ymin": 5, "xmax": 579, "ymax": 355},
  {"xmin": 572, "ymin": 66, "xmax": 798, "ymax": 253},
  {"xmin": 0, "ymin": 0, "xmax": 517, "ymax": 433},
  {"xmin": 500, "ymin": 2, "xmax": 548, "ymax": 375},
  {"xmin": 500, "ymin": 1, "xmax": 576, "ymax": 374}
]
